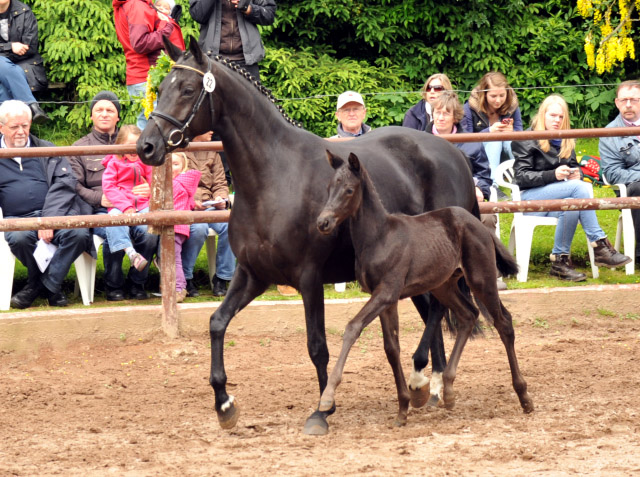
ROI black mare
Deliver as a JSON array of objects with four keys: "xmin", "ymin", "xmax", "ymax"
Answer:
[
  {"xmin": 137, "ymin": 38, "xmax": 479, "ymax": 434},
  {"xmin": 317, "ymin": 151, "xmax": 534, "ymax": 426}
]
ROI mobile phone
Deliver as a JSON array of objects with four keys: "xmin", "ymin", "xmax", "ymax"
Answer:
[{"xmin": 501, "ymin": 118, "xmax": 513, "ymax": 125}]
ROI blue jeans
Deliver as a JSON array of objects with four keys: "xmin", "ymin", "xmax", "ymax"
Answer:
[
  {"xmin": 181, "ymin": 216, "xmax": 236, "ymax": 281},
  {"xmin": 105, "ymin": 207, "xmax": 152, "ymax": 253},
  {"xmin": 127, "ymin": 82, "xmax": 149, "ymax": 130},
  {"xmin": 0, "ymin": 57, "xmax": 37, "ymax": 104},
  {"xmin": 484, "ymin": 140, "xmax": 514, "ymax": 184},
  {"xmin": 521, "ymin": 180, "xmax": 606, "ymax": 255},
  {"xmin": 93, "ymin": 209, "xmax": 158, "ymax": 289},
  {"xmin": 5, "ymin": 211, "xmax": 91, "ymax": 293}
]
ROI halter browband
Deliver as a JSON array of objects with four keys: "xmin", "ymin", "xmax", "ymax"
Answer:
[{"xmin": 149, "ymin": 59, "xmax": 214, "ymax": 149}]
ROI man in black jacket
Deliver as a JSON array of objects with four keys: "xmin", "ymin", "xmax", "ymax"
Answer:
[
  {"xmin": 0, "ymin": 100, "xmax": 91, "ymax": 308},
  {"xmin": 0, "ymin": 0, "xmax": 48, "ymax": 123}
]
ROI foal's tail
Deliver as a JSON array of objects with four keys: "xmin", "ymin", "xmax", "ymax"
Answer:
[{"xmin": 492, "ymin": 235, "xmax": 518, "ymax": 278}]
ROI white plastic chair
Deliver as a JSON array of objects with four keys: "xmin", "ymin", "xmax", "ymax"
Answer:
[
  {"xmin": 73, "ymin": 234, "xmax": 105, "ymax": 305},
  {"xmin": 0, "ymin": 206, "xmax": 97, "ymax": 309},
  {"xmin": 205, "ymin": 228, "xmax": 218, "ymax": 284},
  {"xmin": 495, "ymin": 160, "xmax": 598, "ymax": 282},
  {"xmin": 602, "ymin": 174, "xmax": 635, "ymax": 275},
  {"xmin": 489, "ymin": 185, "xmax": 500, "ymax": 239}
]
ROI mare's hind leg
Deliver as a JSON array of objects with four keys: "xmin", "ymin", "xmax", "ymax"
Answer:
[
  {"xmin": 210, "ymin": 266, "xmax": 269, "ymax": 429},
  {"xmin": 475, "ymin": 292, "xmax": 534, "ymax": 413},
  {"xmin": 379, "ymin": 303, "xmax": 410, "ymax": 427},
  {"xmin": 432, "ymin": 281, "xmax": 479, "ymax": 410},
  {"xmin": 409, "ymin": 294, "xmax": 447, "ymax": 408}
]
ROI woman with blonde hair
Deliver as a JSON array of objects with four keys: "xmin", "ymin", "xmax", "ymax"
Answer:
[
  {"xmin": 403, "ymin": 73, "xmax": 453, "ymax": 131},
  {"xmin": 512, "ymin": 94, "xmax": 630, "ymax": 281},
  {"xmin": 461, "ymin": 72, "xmax": 523, "ymax": 192}
]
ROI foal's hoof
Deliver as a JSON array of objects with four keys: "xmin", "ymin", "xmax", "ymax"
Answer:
[
  {"xmin": 409, "ymin": 385, "xmax": 429, "ymax": 408},
  {"xmin": 521, "ymin": 397, "xmax": 535, "ymax": 414},
  {"xmin": 393, "ymin": 416, "xmax": 408, "ymax": 428},
  {"xmin": 427, "ymin": 393, "xmax": 441, "ymax": 408},
  {"xmin": 303, "ymin": 410, "xmax": 329, "ymax": 436},
  {"xmin": 216, "ymin": 399, "xmax": 240, "ymax": 429}
]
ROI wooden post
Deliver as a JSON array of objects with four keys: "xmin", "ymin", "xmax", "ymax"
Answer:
[{"xmin": 150, "ymin": 159, "xmax": 179, "ymax": 338}]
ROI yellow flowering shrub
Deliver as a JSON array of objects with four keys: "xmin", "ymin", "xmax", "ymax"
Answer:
[
  {"xmin": 141, "ymin": 53, "xmax": 175, "ymax": 119},
  {"xmin": 578, "ymin": 0, "xmax": 637, "ymax": 73}
]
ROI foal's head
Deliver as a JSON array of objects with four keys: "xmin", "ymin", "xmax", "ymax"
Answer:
[{"xmin": 317, "ymin": 150, "xmax": 364, "ymax": 235}]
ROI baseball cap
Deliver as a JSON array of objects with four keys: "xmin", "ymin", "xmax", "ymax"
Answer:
[{"xmin": 336, "ymin": 91, "xmax": 365, "ymax": 110}]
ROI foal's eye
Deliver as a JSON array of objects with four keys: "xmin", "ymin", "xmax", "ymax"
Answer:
[
  {"xmin": 183, "ymin": 87, "xmax": 195, "ymax": 96},
  {"xmin": 346, "ymin": 188, "xmax": 354, "ymax": 195}
]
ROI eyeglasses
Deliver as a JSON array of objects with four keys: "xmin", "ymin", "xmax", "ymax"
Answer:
[
  {"xmin": 338, "ymin": 106, "xmax": 364, "ymax": 114},
  {"xmin": 617, "ymin": 97, "xmax": 640, "ymax": 105},
  {"xmin": 426, "ymin": 85, "xmax": 445, "ymax": 92},
  {"xmin": 433, "ymin": 110, "xmax": 453, "ymax": 118}
]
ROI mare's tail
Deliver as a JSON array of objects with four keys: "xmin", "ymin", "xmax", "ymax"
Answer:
[{"xmin": 492, "ymin": 235, "xmax": 518, "ymax": 278}]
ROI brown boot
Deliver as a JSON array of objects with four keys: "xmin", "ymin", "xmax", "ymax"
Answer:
[
  {"xmin": 550, "ymin": 254, "xmax": 587, "ymax": 282},
  {"xmin": 592, "ymin": 237, "xmax": 632, "ymax": 267}
]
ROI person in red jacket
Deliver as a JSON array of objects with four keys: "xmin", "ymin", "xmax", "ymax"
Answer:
[
  {"xmin": 170, "ymin": 152, "xmax": 201, "ymax": 302},
  {"xmin": 113, "ymin": 0, "xmax": 185, "ymax": 129}
]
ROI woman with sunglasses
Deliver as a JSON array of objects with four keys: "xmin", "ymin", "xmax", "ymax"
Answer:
[
  {"xmin": 461, "ymin": 72, "xmax": 523, "ymax": 197},
  {"xmin": 402, "ymin": 73, "xmax": 452, "ymax": 131}
]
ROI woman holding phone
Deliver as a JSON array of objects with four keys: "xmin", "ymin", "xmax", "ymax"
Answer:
[
  {"xmin": 512, "ymin": 94, "xmax": 630, "ymax": 281},
  {"xmin": 461, "ymin": 72, "xmax": 523, "ymax": 194}
]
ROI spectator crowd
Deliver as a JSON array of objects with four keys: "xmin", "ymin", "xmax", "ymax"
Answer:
[{"xmin": 1, "ymin": 0, "xmax": 639, "ymax": 309}]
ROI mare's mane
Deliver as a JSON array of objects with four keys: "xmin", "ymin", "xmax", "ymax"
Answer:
[{"xmin": 181, "ymin": 50, "xmax": 303, "ymax": 128}]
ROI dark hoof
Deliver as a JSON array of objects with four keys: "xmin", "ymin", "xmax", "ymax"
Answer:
[
  {"xmin": 303, "ymin": 410, "xmax": 329, "ymax": 436},
  {"xmin": 521, "ymin": 398, "xmax": 535, "ymax": 414},
  {"xmin": 427, "ymin": 394, "xmax": 441, "ymax": 408},
  {"xmin": 216, "ymin": 399, "xmax": 240, "ymax": 429},
  {"xmin": 409, "ymin": 385, "xmax": 429, "ymax": 408},
  {"xmin": 393, "ymin": 417, "xmax": 407, "ymax": 428}
]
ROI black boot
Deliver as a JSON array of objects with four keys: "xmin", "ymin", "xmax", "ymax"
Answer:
[
  {"xmin": 592, "ymin": 238, "xmax": 632, "ymax": 267},
  {"xmin": 212, "ymin": 275, "xmax": 228, "ymax": 297},
  {"xmin": 29, "ymin": 102, "xmax": 50, "ymax": 124},
  {"xmin": 10, "ymin": 280, "xmax": 44, "ymax": 309},
  {"xmin": 550, "ymin": 254, "xmax": 586, "ymax": 282},
  {"xmin": 186, "ymin": 279, "xmax": 200, "ymax": 297}
]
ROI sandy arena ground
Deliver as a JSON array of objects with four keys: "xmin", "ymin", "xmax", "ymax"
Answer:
[{"xmin": 1, "ymin": 287, "xmax": 640, "ymax": 476}]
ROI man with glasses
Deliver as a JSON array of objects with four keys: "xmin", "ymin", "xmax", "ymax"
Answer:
[
  {"xmin": 0, "ymin": 100, "xmax": 91, "ymax": 308},
  {"xmin": 333, "ymin": 91, "xmax": 370, "ymax": 138},
  {"xmin": 600, "ymin": 80, "xmax": 640, "ymax": 262}
]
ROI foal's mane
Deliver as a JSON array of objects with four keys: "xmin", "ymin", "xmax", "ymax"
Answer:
[{"xmin": 182, "ymin": 50, "xmax": 303, "ymax": 128}]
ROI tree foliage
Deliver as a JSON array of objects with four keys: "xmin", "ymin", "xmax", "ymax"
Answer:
[{"xmin": 21, "ymin": 0, "xmax": 634, "ymax": 140}]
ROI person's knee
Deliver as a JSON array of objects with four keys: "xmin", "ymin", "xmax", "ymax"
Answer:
[
  {"xmin": 191, "ymin": 223, "xmax": 209, "ymax": 241},
  {"xmin": 626, "ymin": 181, "xmax": 640, "ymax": 197}
]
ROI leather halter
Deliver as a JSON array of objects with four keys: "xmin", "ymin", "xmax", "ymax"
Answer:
[{"xmin": 149, "ymin": 59, "xmax": 216, "ymax": 149}]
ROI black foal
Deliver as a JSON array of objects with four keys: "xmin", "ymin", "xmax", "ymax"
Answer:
[{"xmin": 316, "ymin": 151, "xmax": 534, "ymax": 428}]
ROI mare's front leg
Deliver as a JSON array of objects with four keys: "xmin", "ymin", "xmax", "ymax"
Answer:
[
  {"xmin": 379, "ymin": 303, "xmax": 410, "ymax": 427},
  {"xmin": 210, "ymin": 266, "xmax": 268, "ymax": 429},
  {"xmin": 409, "ymin": 293, "xmax": 447, "ymax": 408},
  {"xmin": 304, "ymin": 288, "xmax": 397, "ymax": 435}
]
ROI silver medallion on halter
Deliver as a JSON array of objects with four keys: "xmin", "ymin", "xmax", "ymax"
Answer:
[{"xmin": 203, "ymin": 72, "xmax": 216, "ymax": 92}]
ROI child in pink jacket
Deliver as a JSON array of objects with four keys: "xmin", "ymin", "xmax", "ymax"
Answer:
[
  {"xmin": 171, "ymin": 152, "xmax": 201, "ymax": 302},
  {"xmin": 101, "ymin": 125, "xmax": 155, "ymax": 272}
]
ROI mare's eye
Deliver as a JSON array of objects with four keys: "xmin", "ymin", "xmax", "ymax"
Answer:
[
  {"xmin": 346, "ymin": 188, "xmax": 354, "ymax": 195},
  {"xmin": 183, "ymin": 87, "xmax": 195, "ymax": 96}
]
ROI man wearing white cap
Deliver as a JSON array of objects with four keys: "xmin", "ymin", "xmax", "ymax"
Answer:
[{"xmin": 334, "ymin": 90, "xmax": 371, "ymax": 138}]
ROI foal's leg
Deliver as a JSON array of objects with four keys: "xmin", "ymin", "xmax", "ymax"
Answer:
[
  {"xmin": 432, "ymin": 283, "xmax": 478, "ymax": 410},
  {"xmin": 409, "ymin": 294, "xmax": 447, "ymax": 408},
  {"xmin": 475, "ymin": 292, "xmax": 535, "ymax": 414},
  {"xmin": 210, "ymin": 266, "xmax": 269, "ymax": 429},
  {"xmin": 379, "ymin": 303, "xmax": 411, "ymax": 427},
  {"xmin": 317, "ymin": 289, "xmax": 398, "ymax": 417}
]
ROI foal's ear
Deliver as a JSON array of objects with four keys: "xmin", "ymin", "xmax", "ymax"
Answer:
[
  {"xmin": 325, "ymin": 149, "xmax": 344, "ymax": 170},
  {"xmin": 188, "ymin": 36, "xmax": 204, "ymax": 64},
  {"xmin": 348, "ymin": 153, "xmax": 361, "ymax": 174},
  {"xmin": 164, "ymin": 35, "xmax": 184, "ymax": 62}
]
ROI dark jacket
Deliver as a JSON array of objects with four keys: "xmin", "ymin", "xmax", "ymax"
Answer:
[
  {"xmin": 461, "ymin": 87, "xmax": 523, "ymax": 133},
  {"xmin": 189, "ymin": 0, "xmax": 276, "ymax": 65},
  {"xmin": 68, "ymin": 127, "xmax": 119, "ymax": 210},
  {"xmin": 512, "ymin": 137, "xmax": 581, "ymax": 191},
  {"xmin": 0, "ymin": 0, "xmax": 47, "ymax": 91},
  {"xmin": 425, "ymin": 121, "xmax": 492, "ymax": 200},
  {"xmin": 402, "ymin": 100, "xmax": 430, "ymax": 131},
  {"xmin": 0, "ymin": 134, "xmax": 93, "ymax": 217}
]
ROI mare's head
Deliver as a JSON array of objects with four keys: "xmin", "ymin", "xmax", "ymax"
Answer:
[
  {"xmin": 137, "ymin": 37, "xmax": 219, "ymax": 166},
  {"xmin": 317, "ymin": 150, "xmax": 365, "ymax": 235}
]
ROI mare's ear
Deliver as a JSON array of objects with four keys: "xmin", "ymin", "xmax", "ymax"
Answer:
[
  {"xmin": 188, "ymin": 36, "xmax": 204, "ymax": 64},
  {"xmin": 164, "ymin": 35, "xmax": 183, "ymax": 62},
  {"xmin": 326, "ymin": 149, "xmax": 344, "ymax": 170},
  {"xmin": 347, "ymin": 153, "xmax": 361, "ymax": 174}
]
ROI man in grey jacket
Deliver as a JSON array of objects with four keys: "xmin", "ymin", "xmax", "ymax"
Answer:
[
  {"xmin": 599, "ymin": 80, "xmax": 640, "ymax": 260},
  {"xmin": 189, "ymin": 0, "xmax": 276, "ymax": 80}
]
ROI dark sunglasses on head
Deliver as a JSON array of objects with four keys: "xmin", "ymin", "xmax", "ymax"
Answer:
[{"xmin": 426, "ymin": 85, "xmax": 445, "ymax": 92}]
